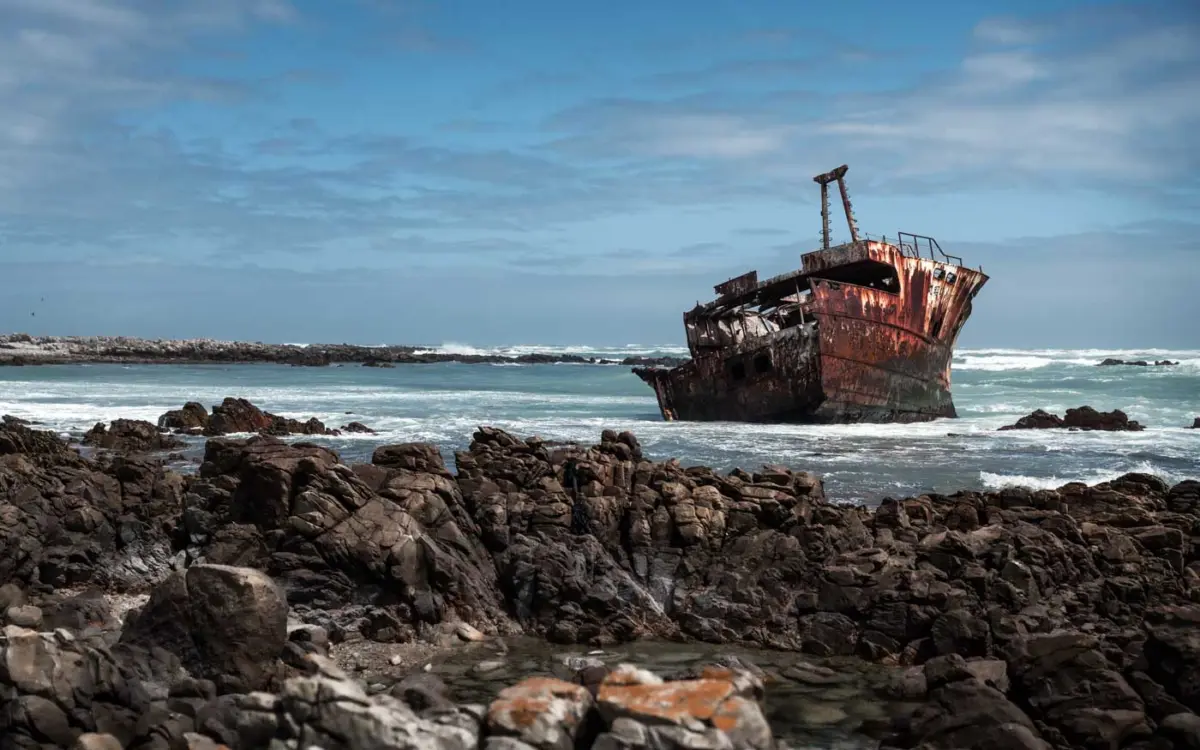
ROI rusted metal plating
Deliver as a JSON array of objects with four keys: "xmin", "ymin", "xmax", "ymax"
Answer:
[{"xmin": 633, "ymin": 165, "xmax": 989, "ymax": 424}]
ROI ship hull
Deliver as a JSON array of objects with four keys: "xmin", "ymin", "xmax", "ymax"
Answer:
[
  {"xmin": 633, "ymin": 320, "xmax": 956, "ymax": 424},
  {"xmin": 633, "ymin": 240, "xmax": 986, "ymax": 425}
]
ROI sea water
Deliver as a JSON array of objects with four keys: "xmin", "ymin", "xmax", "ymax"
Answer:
[{"xmin": 1, "ymin": 346, "xmax": 1197, "ymax": 504}]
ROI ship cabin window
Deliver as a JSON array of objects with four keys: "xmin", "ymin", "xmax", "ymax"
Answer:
[
  {"xmin": 945, "ymin": 271, "xmax": 957, "ymax": 284},
  {"xmin": 730, "ymin": 360, "xmax": 746, "ymax": 380},
  {"xmin": 754, "ymin": 353, "xmax": 773, "ymax": 374},
  {"xmin": 932, "ymin": 268, "xmax": 944, "ymax": 280},
  {"xmin": 812, "ymin": 260, "xmax": 900, "ymax": 294}
]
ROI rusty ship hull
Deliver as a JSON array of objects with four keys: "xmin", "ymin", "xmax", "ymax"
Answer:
[{"xmin": 633, "ymin": 166, "xmax": 988, "ymax": 425}]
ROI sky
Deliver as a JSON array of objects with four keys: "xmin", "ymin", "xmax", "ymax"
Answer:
[{"xmin": 0, "ymin": 0, "xmax": 1197, "ymax": 348}]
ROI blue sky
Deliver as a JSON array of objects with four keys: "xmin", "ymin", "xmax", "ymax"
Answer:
[{"xmin": 1, "ymin": 0, "xmax": 1197, "ymax": 347}]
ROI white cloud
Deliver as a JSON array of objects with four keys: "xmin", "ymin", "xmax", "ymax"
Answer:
[
  {"xmin": 646, "ymin": 115, "xmax": 793, "ymax": 159},
  {"xmin": 971, "ymin": 17, "xmax": 1044, "ymax": 46},
  {"xmin": 818, "ymin": 18, "xmax": 1200, "ymax": 184}
]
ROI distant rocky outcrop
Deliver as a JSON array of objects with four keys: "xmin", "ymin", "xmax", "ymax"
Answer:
[
  {"xmin": 1000, "ymin": 405, "xmax": 1146, "ymax": 431},
  {"xmin": 1098, "ymin": 358, "xmax": 1179, "ymax": 367},
  {"xmin": 0, "ymin": 333, "xmax": 691, "ymax": 368}
]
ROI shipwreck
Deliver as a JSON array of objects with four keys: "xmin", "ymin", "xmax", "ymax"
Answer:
[{"xmin": 633, "ymin": 165, "xmax": 988, "ymax": 424}]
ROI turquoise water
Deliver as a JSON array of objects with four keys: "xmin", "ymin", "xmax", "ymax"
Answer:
[{"xmin": 2, "ymin": 346, "xmax": 1198, "ymax": 504}]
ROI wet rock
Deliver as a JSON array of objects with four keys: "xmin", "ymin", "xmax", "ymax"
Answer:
[
  {"xmin": 999, "ymin": 406, "xmax": 1145, "ymax": 431},
  {"xmin": 159, "ymin": 401, "xmax": 210, "ymax": 433},
  {"xmin": 200, "ymin": 397, "xmax": 337, "ymax": 437},
  {"xmin": 83, "ymin": 418, "xmax": 186, "ymax": 453},
  {"xmin": 341, "ymin": 421, "xmax": 377, "ymax": 434}
]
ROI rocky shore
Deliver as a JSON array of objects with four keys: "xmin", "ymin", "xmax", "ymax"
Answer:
[
  {"xmin": 1, "ymin": 410, "xmax": 1198, "ymax": 749},
  {"xmin": 0, "ymin": 334, "xmax": 687, "ymax": 368}
]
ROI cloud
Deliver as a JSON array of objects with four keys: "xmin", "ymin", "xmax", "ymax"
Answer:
[
  {"xmin": 539, "ymin": 4, "xmax": 1199, "ymax": 193},
  {"xmin": 0, "ymin": 0, "xmax": 1196, "ymax": 347}
]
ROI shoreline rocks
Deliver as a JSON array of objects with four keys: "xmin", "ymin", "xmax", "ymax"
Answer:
[
  {"xmin": 1098, "ymin": 358, "xmax": 1179, "ymax": 367},
  {"xmin": 999, "ymin": 405, "xmax": 1146, "ymax": 431},
  {"xmin": 0, "ymin": 334, "xmax": 689, "ymax": 369},
  {"xmin": 2, "ymin": 413, "xmax": 1199, "ymax": 748}
]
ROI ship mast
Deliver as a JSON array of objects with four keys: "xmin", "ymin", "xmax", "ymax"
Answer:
[{"xmin": 812, "ymin": 164, "xmax": 860, "ymax": 249}]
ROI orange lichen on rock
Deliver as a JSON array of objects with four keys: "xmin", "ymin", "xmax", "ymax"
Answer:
[
  {"xmin": 594, "ymin": 663, "xmax": 775, "ymax": 749},
  {"xmin": 486, "ymin": 676, "xmax": 594, "ymax": 749}
]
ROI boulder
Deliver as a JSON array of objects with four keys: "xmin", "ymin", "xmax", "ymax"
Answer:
[
  {"xmin": 159, "ymin": 401, "xmax": 210, "ymax": 433},
  {"xmin": 122, "ymin": 564, "xmax": 288, "ymax": 692},
  {"xmin": 82, "ymin": 418, "xmax": 186, "ymax": 453},
  {"xmin": 201, "ymin": 398, "xmax": 336, "ymax": 437}
]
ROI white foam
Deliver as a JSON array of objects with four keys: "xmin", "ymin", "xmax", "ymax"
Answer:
[
  {"xmin": 955, "ymin": 348, "xmax": 1200, "ymax": 372},
  {"xmin": 980, "ymin": 459, "xmax": 1188, "ymax": 491}
]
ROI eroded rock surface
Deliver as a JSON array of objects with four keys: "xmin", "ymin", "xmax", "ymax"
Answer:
[{"xmin": 1, "ymin": 420, "xmax": 1198, "ymax": 749}]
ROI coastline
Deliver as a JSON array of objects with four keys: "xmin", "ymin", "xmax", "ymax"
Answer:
[
  {"xmin": 0, "ymin": 333, "xmax": 687, "ymax": 368},
  {"xmin": 1, "ymin": 410, "xmax": 1198, "ymax": 748}
]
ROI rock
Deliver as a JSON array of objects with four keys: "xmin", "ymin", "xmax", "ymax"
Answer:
[
  {"xmin": 1098, "ymin": 358, "xmax": 1177, "ymax": 367},
  {"xmin": 341, "ymin": 421, "xmax": 377, "ymax": 434},
  {"xmin": 82, "ymin": 418, "xmax": 186, "ymax": 453},
  {"xmin": 1005, "ymin": 632, "xmax": 1151, "ymax": 748},
  {"xmin": 486, "ymin": 677, "xmax": 594, "ymax": 750},
  {"xmin": 1144, "ymin": 606, "xmax": 1200, "ymax": 712},
  {"xmin": 1191, "ymin": 417, "xmax": 1200, "ymax": 429},
  {"xmin": 159, "ymin": 401, "xmax": 210, "ymax": 432},
  {"xmin": 998, "ymin": 408, "xmax": 1063, "ymax": 430},
  {"xmin": 593, "ymin": 664, "xmax": 773, "ymax": 749},
  {"xmin": 0, "ymin": 416, "xmax": 79, "ymax": 462},
  {"xmin": 122, "ymin": 564, "xmax": 288, "ymax": 692},
  {"xmin": 1159, "ymin": 713, "xmax": 1200, "ymax": 749},
  {"xmin": 0, "ymin": 452, "xmax": 183, "ymax": 590},
  {"xmin": 71, "ymin": 734, "xmax": 125, "ymax": 750},
  {"xmin": 4, "ymin": 604, "xmax": 42, "ymax": 629},
  {"xmin": 202, "ymin": 397, "xmax": 336, "ymax": 437},
  {"xmin": 999, "ymin": 406, "xmax": 1145, "ymax": 431}
]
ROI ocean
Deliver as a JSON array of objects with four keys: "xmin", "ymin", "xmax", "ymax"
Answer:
[{"xmin": 2, "ymin": 346, "xmax": 1197, "ymax": 505}]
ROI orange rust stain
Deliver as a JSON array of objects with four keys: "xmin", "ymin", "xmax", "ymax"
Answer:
[{"xmin": 598, "ymin": 678, "xmax": 734, "ymax": 724}]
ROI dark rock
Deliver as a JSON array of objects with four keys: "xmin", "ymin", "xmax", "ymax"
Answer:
[
  {"xmin": 83, "ymin": 418, "xmax": 186, "ymax": 453},
  {"xmin": 1097, "ymin": 358, "xmax": 1178, "ymax": 367},
  {"xmin": 998, "ymin": 408, "xmax": 1063, "ymax": 431},
  {"xmin": 341, "ymin": 421, "xmax": 376, "ymax": 434},
  {"xmin": 201, "ymin": 398, "xmax": 336, "ymax": 437},
  {"xmin": 159, "ymin": 402, "xmax": 210, "ymax": 433},
  {"xmin": 1000, "ymin": 406, "xmax": 1145, "ymax": 431},
  {"xmin": 1144, "ymin": 606, "xmax": 1200, "ymax": 712},
  {"xmin": 0, "ymin": 417, "xmax": 78, "ymax": 462},
  {"xmin": 1159, "ymin": 713, "xmax": 1200, "ymax": 749},
  {"xmin": 122, "ymin": 564, "xmax": 289, "ymax": 693}
]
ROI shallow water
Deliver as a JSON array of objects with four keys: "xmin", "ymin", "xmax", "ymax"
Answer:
[
  {"xmin": 422, "ymin": 637, "xmax": 914, "ymax": 749},
  {"xmin": 1, "ymin": 345, "xmax": 1198, "ymax": 504}
]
